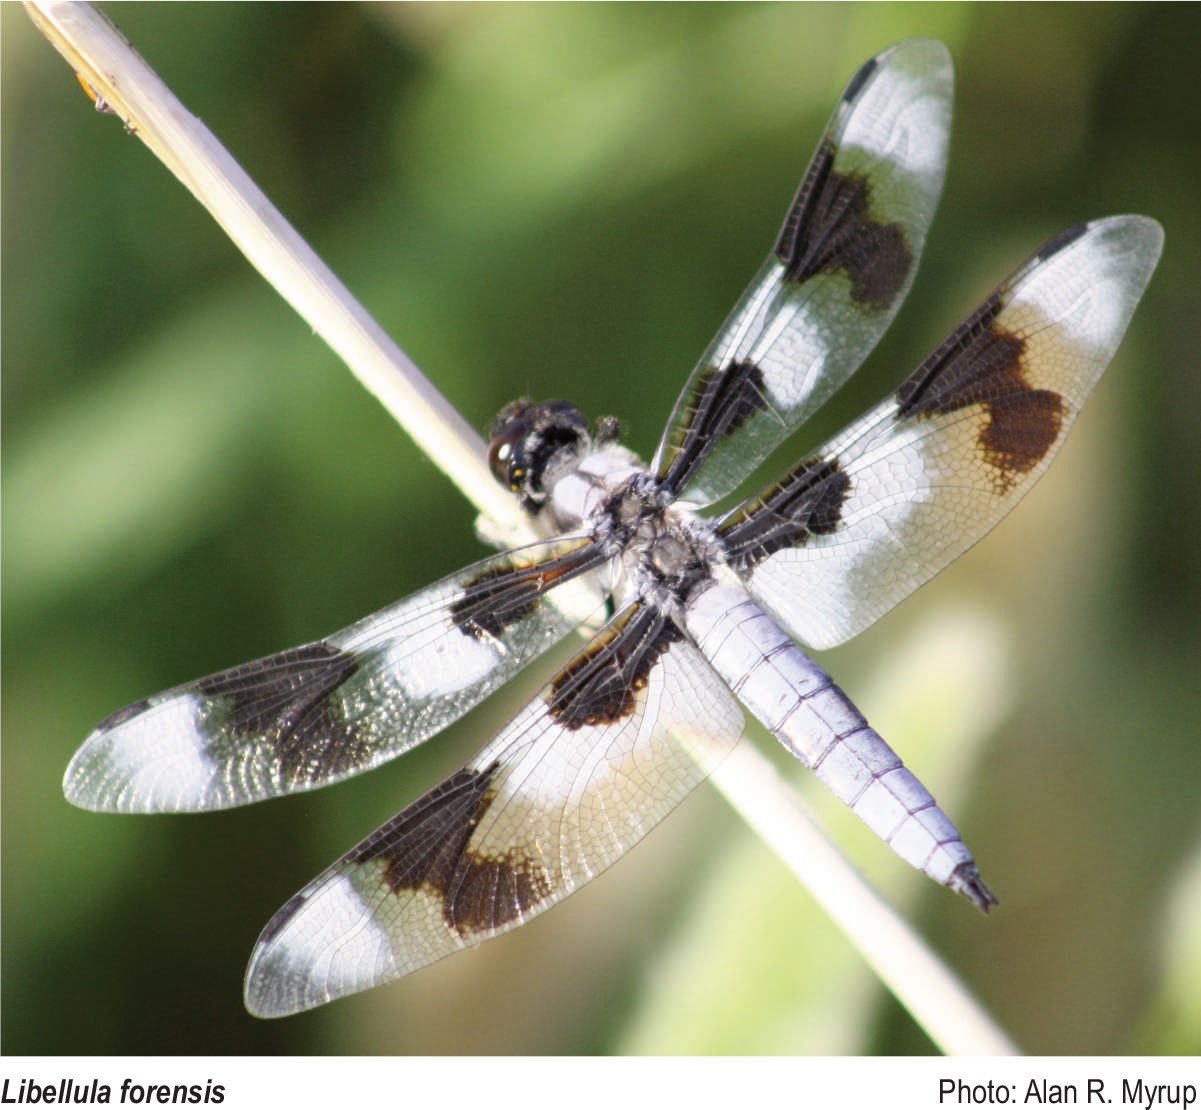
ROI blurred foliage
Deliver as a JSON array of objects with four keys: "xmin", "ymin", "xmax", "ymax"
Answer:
[{"xmin": 4, "ymin": 2, "xmax": 1200, "ymax": 1055}]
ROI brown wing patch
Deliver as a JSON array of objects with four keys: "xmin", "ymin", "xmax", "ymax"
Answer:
[
  {"xmin": 352, "ymin": 761, "xmax": 552, "ymax": 937},
  {"xmin": 775, "ymin": 141, "xmax": 912, "ymax": 312},
  {"xmin": 548, "ymin": 606, "xmax": 683, "ymax": 730},
  {"xmin": 896, "ymin": 297, "xmax": 1066, "ymax": 495},
  {"xmin": 974, "ymin": 389, "xmax": 1066, "ymax": 493}
]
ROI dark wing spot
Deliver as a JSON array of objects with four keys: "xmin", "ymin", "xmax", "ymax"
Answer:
[
  {"xmin": 451, "ymin": 541, "xmax": 600, "ymax": 641},
  {"xmin": 255, "ymin": 890, "xmax": 310, "ymax": 949},
  {"xmin": 451, "ymin": 564, "xmax": 542, "ymax": 641},
  {"xmin": 659, "ymin": 360, "xmax": 769, "ymax": 495},
  {"xmin": 897, "ymin": 296, "xmax": 1066, "ymax": 494},
  {"xmin": 548, "ymin": 606, "xmax": 682, "ymax": 730},
  {"xmin": 351, "ymin": 762, "xmax": 552, "ymax": 936},
  {"xmin": 719, "ymin": 456, "xmax": 852, "ymax": 568},
  {"xmin": 691, "ymin": 362, "xmax": 770, "ymax": 441},
  {"xmin": 94, "ymin": 697, "xmax": 153, "ymax": 733},
  {"xmin": 196, "ymin": 642, "xmax": 367, "ymax": 786},
  {"xmin": 775, "ymin": 142, "xmax": 912, "ymax": 311},
  {"xmin": 1034, "ymin": 222, "xmax": 1090, "ymax": 260},
  {"xmin": 840, "ymin": 53, "xmax": 879, "ymax": 104}
]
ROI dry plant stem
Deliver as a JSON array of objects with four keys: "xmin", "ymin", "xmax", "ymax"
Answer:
[
  {"xmin": 24, "ymin": 0, "xmax": 522, "ymax": 535},
  {"xmin": 27, "ymin": 1, "xmax": 1019, "ymax": 1056}
]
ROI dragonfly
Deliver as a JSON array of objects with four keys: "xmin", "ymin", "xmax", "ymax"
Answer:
[{"xmin": 63, "ymin": 39, "xmax": 1162, "ymax": 1018}]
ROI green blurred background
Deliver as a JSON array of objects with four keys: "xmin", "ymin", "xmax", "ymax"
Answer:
[{"xmin": 4, "ymin": 2, "xmax": 1200, "ymax": 1055}]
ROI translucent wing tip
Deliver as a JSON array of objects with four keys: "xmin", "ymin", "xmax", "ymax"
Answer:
[
  {"xmin": 242, "ymin": 886, "xmax": 351, "ymax": 1019},
  {"xmin": 62, "ymin": 729, "xmax": 131, "ymax": 812},
  {"xmin": 1026, "ymin": 213, "xmax": 1164, "ymax": 363},
  {"xmin": 881, "ymin": 36, "xmax": 953, "ymax": 70},
  {"xmin": 1089, "ymin": 213, "xmax": 1165, "ymax": 281},
  {"xmin": 838, "ymin": 38, "xmax": 953, "ymax": 140},
  {"xmin": 868, "ymin": 38, "xmax": 953, "ymax": 98}
]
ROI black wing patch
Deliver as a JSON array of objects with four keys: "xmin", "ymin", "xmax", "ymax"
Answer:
[
  {"xmin": 451, "ymin": 539, "xmax": 599, "ymax": 640},
  {"xmin": 548, "ymin": 604, "xmax": 683, "ymax": 729},
  {"xmin": 719, "ymin": 456, "xmax": 852, "ymax": 568},
  {"xmin": 658, "ymin": 360, "xmax": 770, "ymax": 497},
  {"xmin": 194, "ymin": 642, "xmax": 365, "ymax": 785},
  {"xmin": 774, "ymin": 143, "xmax": 912, "ymax": 311}
]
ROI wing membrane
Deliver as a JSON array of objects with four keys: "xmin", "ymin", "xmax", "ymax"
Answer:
[
  {"xmin": 243, "ymin": 603, "xmax": 744, "ymax": 1017},
  {"xmin": 653, "ymin": 38, "xmax": 953, "ymax": 506},
  {"xmin": 720, "ymin": 215, "xmax": 1163, "ymax": 649},
  {"xmin": 64, "ymin": 538, "xmax": 605, "ymax": 812}
]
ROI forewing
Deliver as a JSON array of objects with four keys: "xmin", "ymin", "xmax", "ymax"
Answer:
[
  {"xmin": 653, "ymin": 38, "xmax": 952, "ymax": 506},
  {"xmin": 64, "ymin": 538, "xmax": 605, "ymax": 812},
  {"xmin": 243, "ymin": 603, "xmax": 744, "ymax": 1017},
  {"xmin": 719, "ymin": 216, "xmax": 1163, "ymax": 649}
]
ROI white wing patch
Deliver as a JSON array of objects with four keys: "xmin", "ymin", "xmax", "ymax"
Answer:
[
  {"xmin": 363, "ymin": 585, "xmax": 505, "ymax": 702},
  {"xmin": 65, "ymin": 694, "xmax": 217, "ymax": 813}
]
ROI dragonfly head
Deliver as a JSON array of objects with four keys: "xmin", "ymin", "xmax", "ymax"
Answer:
[{"xmin": 488, "ymin": 400, "xmax": 592, "ymax": 512}]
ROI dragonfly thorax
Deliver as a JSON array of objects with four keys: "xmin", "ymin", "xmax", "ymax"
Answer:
[{"xmin": 589, "ymin": 472, "xmax": 718, "ymax": 612}]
